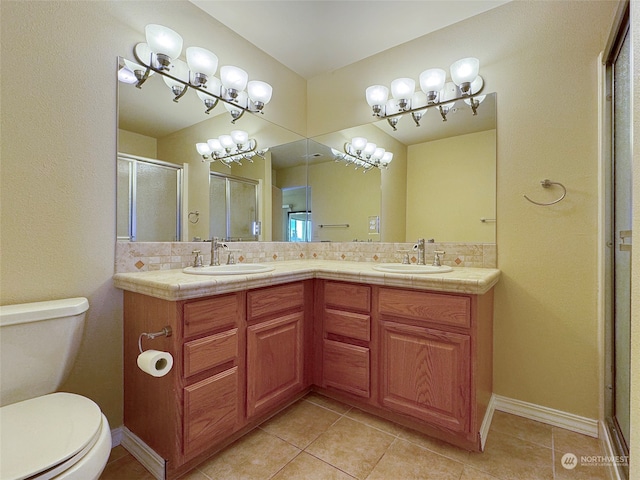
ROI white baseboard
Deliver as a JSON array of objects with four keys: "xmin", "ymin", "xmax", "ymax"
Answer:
[
  {"xmin": 479, "ymin": 394, "xmax": 497, "ymax": 450},
  {"xmin": 110, "ymin": 426, "xmax": 123, "ymax": 448},
  {"xmin": 493, "ymin": 394, "xmax": 599, "ymax": 437},
  {"xmin": 120, "ymin": 426, "xmax": 165, "ymax": 480}
]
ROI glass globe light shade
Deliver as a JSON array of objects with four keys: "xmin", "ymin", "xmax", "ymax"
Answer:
[
  {"xmin": 186, "ymin": 47, "xmax": 218, "ymax": 77},
  {"xmin": 196, "ymin": 89, "xmax": 218, "ymax": 109},
  {"xmin": 330, "ymin": 148, "xmax": 341, "ymax": 157},
  {"xmin": 419, "ymin": 68, "xmax": 446, "ymax": 93},
  {"xmin": 411, "ymin": 91, "xmax": 428, "ymax": 113},
  {"xmin": 145, "ymin": 24, "xmax": 183, "ymax": 60},
  {"xmin": 196, "ymin": 143, "xmax": 211, "ymax": 156},
  {"xmin": 381, "ymin": 152, "xmax": 394, "ymax": 164},
  {"xmin": 224, "ymin": 91, "xmax": 248, "ymax": 114},
  {"xmin": 351, "ymin": 137, "xmax": 368, "ymax": 152},
  {"xmin": 207, "ymin": 138, "xmax": 223, "ymax": 153},
  {"xmin": 363, "ymin": 142, "xmax": 377, "ymax": 156},
  {"xmin": 219, "ymin": 135, "xmax": 235, "ymax": 150},
  {"xmin": 390, "ymin": 78, "xmax": 415, "ymax": 99},
  {"xmin": 469, "ymin": 75, "xmax": 484, "ymax": 95},
  {"xmin": 133, "ymin": 43, "xmax": 156, "ymax": 67},
  {"xmin": 464, "ymin": 95, "xmax": 486, "ymax": 105},
  {"xmin": 365, "ymin": 85, "xmax": 389, "ymax": 106},
  {"xmin": 118, "ymin": 66, "xmax": 137, "ymax": 84},
  {"xmin": 123, "ymin": 58, "xmax": 152, "ymax": 78},
  {"xmin": 450, "ymin": 57, "xmax": 479, "ymax": 86},
  {"xmin": 231, "ymin": 130, "xmax": 249, "ymax": 146},
  {"xmin": 372, "ymin": 148, "xmax": 385, "ymax": 161},
  {"xmin": 440, "ymin": 82, "xmax": 458, "ymax": 107},
  {"xmin": 247, "ymin": 81, "xmax": 273, "ymax": 104},
  {"xmin": 220, "ymin": 65, "xmax": 249, "ymax": 91}
]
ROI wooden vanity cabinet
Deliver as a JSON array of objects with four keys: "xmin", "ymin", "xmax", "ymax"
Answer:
[
  {"xmin": 318, "ymin": 281, "xmax": 373, "ymax": 400},
  {"xmin": 246, "ymin": 281, "xmax": 313, "ymax": 419},
  {"xmin": 377, "ymin": 287, "xmax": 494, "ymax": 449}
]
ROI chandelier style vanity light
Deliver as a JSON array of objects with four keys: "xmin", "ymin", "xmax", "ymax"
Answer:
[
  {"xmin": 195, "ymin": 130, "xmax": 268, "ymax": 167},
  {"xmin": 123, "ymin": 24, "xmax": 273, "ymax": 123},
  {"xmin": 331, "ymin": 137, "xmax": 394, "ymax": 171},
  {"xmin": 365, "ymin": 57, "xmax": 485, "ymax": 130}
]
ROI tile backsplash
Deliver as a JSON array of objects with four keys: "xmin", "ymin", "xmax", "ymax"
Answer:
[{"xmin": 115, "ymin": 241, "xmax": 496, "ymax": 273}]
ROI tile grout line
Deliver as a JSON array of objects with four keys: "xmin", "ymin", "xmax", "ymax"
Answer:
[{"xmin": 551, "ymin": 430, "xmax": 556, "ymax": 480}]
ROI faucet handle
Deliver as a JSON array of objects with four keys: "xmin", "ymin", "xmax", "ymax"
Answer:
[
  {"xmin": 432, "ymin": 250, "xmax": 445, "ymax": 267},
  {"xmin": 191, "ymin": 249, "xmax": 203, "ymax": 268}
]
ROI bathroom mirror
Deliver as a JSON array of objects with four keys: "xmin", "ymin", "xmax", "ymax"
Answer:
[
  {"xmin": 311, "ymin": 93, "xmax": 497, "ymax": 243},
  {"xmin": 117, "ymin": 57, "xmax": 307, "ymax": 242}
]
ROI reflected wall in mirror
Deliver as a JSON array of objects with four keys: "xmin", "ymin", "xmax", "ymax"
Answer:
[
  {"xmin": 117, "ymin": 57, "xmax": 306, "ymax": 242},
  {"xmin": 311, "ymin": 93, "xmax": 497, "ymax": 243}
]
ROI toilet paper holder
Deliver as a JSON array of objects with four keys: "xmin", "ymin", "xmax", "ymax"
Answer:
[{"xmin": 138, "ymin": 326, "xmax": 172, "ymax": 353}]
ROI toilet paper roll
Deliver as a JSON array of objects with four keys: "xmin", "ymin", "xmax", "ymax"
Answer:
[{"xmin": 137, "ymin": 350, "xmax": 173, "ymax": 377}]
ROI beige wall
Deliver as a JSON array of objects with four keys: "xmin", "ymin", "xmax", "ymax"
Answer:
[
  {"xmin": 118, "ymin": 129, "xmax": 157, "ymax": 158},
  {"xmin": 308, "ymin": 0, "xmax": 619, "ymax": 419},
  {"xmin": 0, "ymin": 0, "xmax": 306, "ymax": 427},
  {"xmin": 406, "ymin": 130, "xmax": 496, "ymax": 243}
]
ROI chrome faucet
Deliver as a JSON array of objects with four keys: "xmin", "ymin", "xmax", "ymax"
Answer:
[
  {"xmin": 415, "ymin": 238, "xmax": 426, "ymax": 265},
  {"xmin": 210, "ymin": 237, "xmax": 227, "ymax": 266}
]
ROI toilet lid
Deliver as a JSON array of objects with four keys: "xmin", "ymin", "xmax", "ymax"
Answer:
[{"xmin": 0, "ymin": 392, "xmax": 103, "ymax": 480}]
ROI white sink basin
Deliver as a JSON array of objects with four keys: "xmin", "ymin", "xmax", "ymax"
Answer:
[
  {"xmin": 183, "ymin": 264, "xmax": 275, "ymax": 275},
  {"xmin": 372, "ymin": 264, "xmax": 453, "ymax": 274}
]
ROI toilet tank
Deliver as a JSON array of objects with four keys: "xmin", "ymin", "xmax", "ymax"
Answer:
[{"xmin": 0, "ymin": 297, "xmax": 89, "ymax": 407}]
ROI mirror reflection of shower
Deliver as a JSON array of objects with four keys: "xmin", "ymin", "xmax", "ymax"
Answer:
[
  {"xmin": 282, "ymin": 186, "xmax": 311, "ymax": 242},
  {"xmin": 117, "ymin": 154, "xmax": 183, "ymax": 242}
]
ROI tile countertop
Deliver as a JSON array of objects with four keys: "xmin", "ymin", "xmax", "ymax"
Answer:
[{"xmin": 113, "ymin": 260, "xmax": 501, "ymax": 302}]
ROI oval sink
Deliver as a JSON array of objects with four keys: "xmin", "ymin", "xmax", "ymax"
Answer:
[
  {"xmin": 183, "ymin": 264, "xmax": 275, "ymax": 275},
  {"xmin": 372, "ymin": 264, "xmax": 453, "ymax": 274}
]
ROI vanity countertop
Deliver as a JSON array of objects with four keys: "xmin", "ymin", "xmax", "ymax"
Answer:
[{"xmin": 113, "ymin": 260, "xmax": 500, "ymax": 301}]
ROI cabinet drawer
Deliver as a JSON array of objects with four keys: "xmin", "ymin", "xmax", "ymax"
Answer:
[
  {"xmin": 324, "ymin": 282, "xmax": 370, "ymax": 313},
  {"xmin": 184, "ymin": 294, "xmax": 239, "ymax": 338},
  {"xmin": 379, "ymin": 288, "xmax": 471, "ymax": 329},
  {"xmin": 183, "ymin": 329, "xmax": 238, "ymax": 378},
  {"xmin": 183, "ymin": 367, "xmax": 239, "ymax": 455},
  {"xmin": 247, "ymin": 283, "xmax": 304, "ymax": 320},
  {"xmin": 323, "ymin": 339, "xmax": 369, "ymax": 397},
  {"xmin": 324, "ymin": 308, "xmax": 370, "ymax": 341}
]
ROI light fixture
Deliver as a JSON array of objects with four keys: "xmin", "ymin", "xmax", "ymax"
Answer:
[
  {"xmin": 365, "ymin": 57, "xmax": 484, "ymax": 130},
  {"xmin": 129, "ymin": 24, "xmax": 273, "ymax": 123},
  {"xmin": 195, "ymin": 130, "xmax": 268, "ymax": 167},
  {"xmin": 331, "ymin": 138, "xmax": 394, "ymax": 171}
]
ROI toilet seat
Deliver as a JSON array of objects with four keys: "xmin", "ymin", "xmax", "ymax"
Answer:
[{"xmin": 0, "ymin": 392, "xmax": 103, "ymax": 480}]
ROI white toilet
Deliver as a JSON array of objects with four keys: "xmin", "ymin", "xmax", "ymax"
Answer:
[{"xmin": 0, "ymin": 297, "xmax": 112, "ymax": 480}]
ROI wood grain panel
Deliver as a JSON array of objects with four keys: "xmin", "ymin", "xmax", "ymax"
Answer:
[
  {"xmin": 378, "ymin": 288, "xmax": 471, "ymax": 328},
  {"xmin": 323, "ymin": 339, "xmax": 370, "ymax": 397},
  {"xmin": 246, "ymin": 311, "xmax": 304, "ymax": 418},
  {"xmin": 247, "ymin": 283, "xmax": 304, "ymax": 320},
  {"xmin": 183, "ymin": 329, "xmax": 238, "ymax": 378},
  {"xmin": 324, "ymin": 281, "xmax": 371, "ymax": 313},
  {"xmin": 183, "ymin": 367, "xmax": 239, "ymax": 455},
  {"xmin": 380, "ymin": 321, "xmax": 470, "ymax": 433},
  {"xmin": 324, "ymin": 308, "xmax": 370, "ymax": 341},
  {"xmin": 183, "ymin": 294, "xmax": 239, "ymax": 338}
]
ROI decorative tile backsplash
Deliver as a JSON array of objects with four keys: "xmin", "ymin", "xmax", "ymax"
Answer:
[{"xmin": 115, "ymin": 241, "xmax": 496, "ymax": 273}]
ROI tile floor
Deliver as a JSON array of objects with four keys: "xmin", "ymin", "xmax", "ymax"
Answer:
[{"xmin": 100, "ymin": 393, "xmax": 609, "ymax": 480}]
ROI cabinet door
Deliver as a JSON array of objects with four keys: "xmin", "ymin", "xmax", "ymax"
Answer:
[
  {"xmin": 183, "ymin": 367, "xmax": 239, "ymax": 456},
  {"xmin": 246, "ymin": 312, "xmax": 304, "ymax": 418},
  {"xmin": 380, "ymin": 321, "xmax": 470, "ymax": 433}
]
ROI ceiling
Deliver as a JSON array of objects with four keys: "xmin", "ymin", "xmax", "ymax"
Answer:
[{"xmin": 189, "ymin": 0, "xmax": 511, "ymax": 79}]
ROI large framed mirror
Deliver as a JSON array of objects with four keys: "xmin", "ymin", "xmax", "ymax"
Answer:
[
  {"xmin": 311, "ymin": 93, "xmax": 497, "ymax": 243},
  {"xmin": 117, "ymin": 57, "xmax": 307, "ymax": 242}
]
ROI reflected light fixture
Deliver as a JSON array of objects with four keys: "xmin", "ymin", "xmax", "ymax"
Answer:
[
  {"xmin": 330, "ymin": 137, "xmax": 394, "ymax": 172},
  {"xmin": 120, "ymin": 24, "xmax": 273, "ymax": 123},
  {"xmin": 365, "ymin": 57, "xmax": 485, "ymax": 130},
  {"xmin": 195, "ymin": 130, "xmax": 268, "ymax": 167}
]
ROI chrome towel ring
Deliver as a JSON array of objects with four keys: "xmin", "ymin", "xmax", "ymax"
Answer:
[
  {"xmin": 188, "ymin": 211, "xmax": 200, "ymax": 224},
  {"xmin": 523, "ymin": 179, "xmax": 567, "ymax": 206}
]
